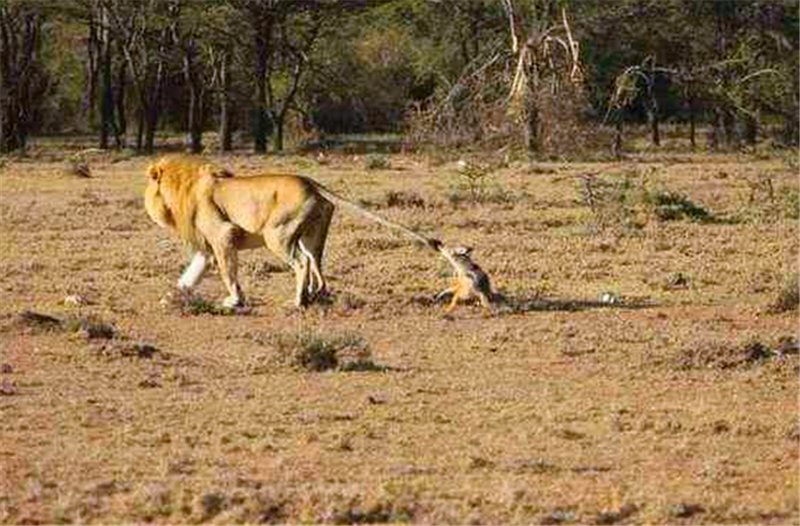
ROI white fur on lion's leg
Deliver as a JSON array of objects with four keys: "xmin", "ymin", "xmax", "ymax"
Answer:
[
  {"xmin": 222, "ymin": 293, "xmax": 243, "ymax": 309},
  {"xmin": 178, "ymin": 251, "xmax": 208, "ymax": 291}
]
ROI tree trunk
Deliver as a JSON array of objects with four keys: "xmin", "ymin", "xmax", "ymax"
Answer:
[
  {"xmin": 219, "ymin": 51, "xmax": 232, "ymax": 152},
  {"xmin": 84, "ymin": 15, "xmax": 98, "ymax": 131},
  {"xmin": 612, "ymin": 118, "xmax": 623, "ymax": 159},
  {"xmin": 253, "ymin": 30, "xmax": 269, "ymax": 154},
  {"xmin": 0, "ymin": 9, "xmax": 41, "ymax": 153},
  {"xmin": 525, "ymin": 86, "xmax": 539, "ymax": 160},
  {"xmin": 647, "ymin": 89, "xmax": 660, "ymax": 147},
  {"xmin": 184, "ymin": 39, "xmax": 203, "ymax": 154},
  {"xmin": 144, "ymin": 103, "xmax": 157, "ymax": 153},
  {"xmin": 740, "ymin": 112, "xmax": 758, "ymax": 146},
  {"xmin": 114, "ymin": 48, "xmax": 126, "ymax": 148},
  {"xmin": 274, "ymin": 116, "xmax": 284, "ymax": 152},
  {"xmin": 98, "ymin": 6, "xmax": 113, "ymax": 149},
  {"xmin": 687, "ymin": 88, "xmax": 696, "ymax": 150},
  {"xmin": 0, "ymin": 7, "xmax": 21, "ymax": 153},
  {"xmin": 723, "ymin": 109, "xmax": 738, "ymax": 150},
  {"xmin": 136, "ymin": 106, "xmax": 144, "ymax": 151}
]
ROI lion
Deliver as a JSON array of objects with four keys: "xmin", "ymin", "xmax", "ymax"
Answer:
[{"xmin": 144, "ymin": 156, "xmax": 436, "ymax": 309}]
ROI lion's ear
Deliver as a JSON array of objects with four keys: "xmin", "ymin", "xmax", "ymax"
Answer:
[
  {"xmin": 146, "ymin": 164, "xmax": 162, "ymax": 182},
  {"xmin": 200, "ymin": 164, "xmax": 234, "ymax": 179}
]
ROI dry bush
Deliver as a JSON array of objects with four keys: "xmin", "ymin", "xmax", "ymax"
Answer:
[
  {"xmin": 576, "ymin": 173, "xmax": 643, "ymax": 233},
  {"xmin": 767, "ymin": 273, "xmax": 799, "ymax": 313},
  {"xmin": 447, "ymin": 160, "xmax": 516, "ymax": 205},
  {"xmin": 265, "ymin": 331, "xmax": 383, "ymax": 372},
  {"xmin": 365, "ymin": 154, "xmax": 390, "ymax": 170},
  {"xmin": 16, "ymin": 310, "xmax": 115, "ymax": 339},
  {"xmin": 644, "ymin": 189, "xmax": 713, "ymax": 222},
  {"xmin": 384, "ymin": 190, "xmax": 425, "ymax": 208},
  {"xmin": 674, "ymin": 338, "xmax": 794, "ymax": 370}
]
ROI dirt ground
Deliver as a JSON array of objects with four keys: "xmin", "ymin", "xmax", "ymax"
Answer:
[{"xmin": 0, "ymin": 145, "xmax": 798, "ymax": 525}]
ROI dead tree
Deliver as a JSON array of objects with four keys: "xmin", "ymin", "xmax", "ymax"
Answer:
[
  {"xmin": 503, "ymin": 1, "xmax": 584, "ymax": 160},
  {"xmin": 0, "ymin": 4, "xmax": 44, "ymax": 153}
]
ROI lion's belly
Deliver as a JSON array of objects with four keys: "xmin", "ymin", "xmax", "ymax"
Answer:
[{"xmin": 235, "ymin": 231, "xmax": 267, "ymax": 250}]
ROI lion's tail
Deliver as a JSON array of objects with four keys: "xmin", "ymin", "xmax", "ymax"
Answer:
[{"xmin": 311, "ymin": 182, "xmax": 437, "ymax": 249}]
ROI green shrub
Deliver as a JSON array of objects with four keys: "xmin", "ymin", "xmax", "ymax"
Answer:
[
  {"xmin": 365, "ymin": 154, "xmax": 390, "ymax": 170},
  {"xmin": 576, "ymin": 173, "xmax": 642, "ymax": 232},
  {"xmin": 644, "ymin": 190, "xmax": 712, "ymax": 222}
]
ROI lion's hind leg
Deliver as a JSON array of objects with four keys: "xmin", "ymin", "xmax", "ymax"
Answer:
[
  {"xmin": 263, "ymin": 229, "xmax": 311, "ymax": 308},
  {"xmin": 299, "ymin": 199, "xmax": 333, "ymax": 299}
]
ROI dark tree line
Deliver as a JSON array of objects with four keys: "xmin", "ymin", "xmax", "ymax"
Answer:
[{"xmin": 1, "ymin": 0, "xmax": 797, "ymax": 156}]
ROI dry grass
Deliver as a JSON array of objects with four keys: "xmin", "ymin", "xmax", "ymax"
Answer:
[{"xmin": 0, "ymin": 145, "xmax": 798, "ymax": 525}]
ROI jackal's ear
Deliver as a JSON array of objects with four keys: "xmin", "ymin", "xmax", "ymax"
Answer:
[{"xmin": 427, "ymin": 238, "xmax": 443, "ymax": 250}]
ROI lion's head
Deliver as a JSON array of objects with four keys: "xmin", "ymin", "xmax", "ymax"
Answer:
[{"xmin": 144, "ymin": 156, "xmax": 233, "ymax": 249}]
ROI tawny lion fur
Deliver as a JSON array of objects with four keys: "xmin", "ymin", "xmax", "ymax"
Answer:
[{"xmin": 144, "ymin": 155, "xmax": 434, "ymax": 309}]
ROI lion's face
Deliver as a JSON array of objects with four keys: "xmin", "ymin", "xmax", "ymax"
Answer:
[{"xmin": 144, "ymin": 163, "xmax": 173, "ymax": 229}]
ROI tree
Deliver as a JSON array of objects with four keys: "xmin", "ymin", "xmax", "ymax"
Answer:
[
  {"xmin": 504, "ymin": 0, "xmax": 584, "ymax": 158},
  {"xmin": 106, "ymin": 0, "xmax": 176, "ymax": 153},
  {"xmin": 0, "ymin": 1, "xmax": 47, "ymax": 153}
]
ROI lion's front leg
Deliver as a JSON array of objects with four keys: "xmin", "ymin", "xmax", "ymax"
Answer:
[
  {"xmin": 209, "ymin": 227, "xmax": 245, "ymax": 309},
  {"xmin": 177, "ymin": 251, "xmax": 209, "ymax": 291}
]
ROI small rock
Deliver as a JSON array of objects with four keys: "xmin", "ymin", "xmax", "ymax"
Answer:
[
  {"xmin": 598, "ymin": 291, "xmax": 620, "ymax": 305},
  {"xmin": 64, "ymin": 160, "xmax": 91, "ymax": 178},
  {"xmin": 776, "ymin": 336, "xmax": 799, "ymax": 356},
  {"xmin": 0, "ymin": 379, "xmax": 18, "ymax": 396},
  {"xmin": 199, "ymin": 492, "xmax": 226, "ymax": 519},
  {"xmin": 138, "ymin": 378, "xmax": 161, "ymax": 389},
  {"xmin": 667, "ymin": 503, "xmax": 704, "ymax": 518},
  {"xmin": 64, "ymin": 294, "xmax": 87, "ymax": 306}
]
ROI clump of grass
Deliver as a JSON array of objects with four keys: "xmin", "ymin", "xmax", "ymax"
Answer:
[
  {"xmin": 16, "ymin": 310, "xmax": 115, "ymax": 339},
  {"xmin": 330, "ymin": 502, "xmax": 414, "ymax": 525},
  {"xmin": 643, "ymin": 190, "xmax": 712, "ymax": 222},
  {"xmin": 385, "ymin": 190, "xmax": 425, "ymax": 208},
  {"xmin": 576, "ymin": 173, "xmax": 643, "ymax": 233},
  {"xmin": 446, "ymin": 160, "xmax": 515, "ymax": 205},
  {"xmin": 663, "ymin": 272, "xmax": 691, "ymax": 290},
  {"xmin": 675, "ymin": 338, "xmax": 778, "ymax": 370},
  {"xmin": 16, "ymin": 310, "xmax": 62, "ymax": 332},
  {"xmin": 163, "ymin": 292, "xmax": 238, "ymax": 316},
  {"xmin": 63, "ymin": 316, "xmax": 115, "ymax": 339},
  {"xmin": 767, "ymin": 273, "xmax": 799, "ymax": 313},
  {"xmin": 780, "ymin": 187, "xmax": 799, "ymax": 220},
  {"xmin": 268, "ymin": 331, "xmax": 383, "ymax": 372},
  {"xmin": 198, "ymin": 492, "xmax": 227, "ymax": 521},
  {"xmin": 365, "ymin": 154, "xmax": 390, "ymax": 170}
]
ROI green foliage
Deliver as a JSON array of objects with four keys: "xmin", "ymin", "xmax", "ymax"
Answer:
[
  {"xmin": 577, "ymin": 174, "xmax": 642, "ymax": 232},
  {"xmin": 364, "ymin": 154, "xmax": 390, "ymax": 170},
  {"xmin": 447, "ymin": 161, "xmax": 513, "ymax": 205},
  {"xmin": 780, "ymin": 187, "xmax": 800, "ymax": 220},
  {"xmin": 643, "ymin": 190, "xmax": 713, "ymax": 222},
  {"xmin": 5, "ymin": 0, "xmax": 799, "ymax": 153}
]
